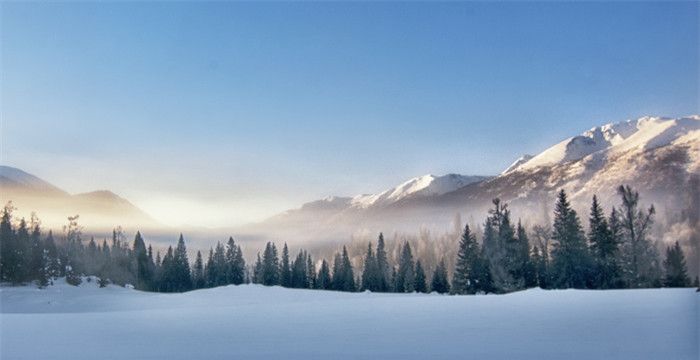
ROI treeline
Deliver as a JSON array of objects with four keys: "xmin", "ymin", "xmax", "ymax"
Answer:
[
  {"xmin": 0, "ymin": 185, "xmax": 697, "ymax": 293},
  {"xmin": 449, "ymin": 186, "xmax": 697, "ymax": 294},
  {"xmin": 0, "ymin": 209, "xmax": 246, "ymax": 292}
]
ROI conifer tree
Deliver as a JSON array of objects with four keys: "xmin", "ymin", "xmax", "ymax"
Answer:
[
  {"xmin": 193, "ymin": 250, "xmax": 205, "ymax": 289},
  {"xmin": 160, "ymin": 246, "xmax": 175, "ymax": 291},
  {"xmin": 306, "ymin": 253, "xmax": 316, "ymax": 289},
  {"xmin": 316, "ymin": 259, "xmax": 331, "ymax": 290},
  {"xmin": 341, "ymin": 246, "xmax": 355, "ymax": 292},
  {"xmin": 12, "ymin": 218, "xmax": 30, "ymax": 283},
  {"xmin": 205, "ymin": 248, "xmax": 216, "ymax": 287},
  {"xmin": 291, "ymin": 250, "xmax": 308, "ymax": 288},
  {"xmin": 225, "ymin": 237, "xmax": 237, "ymax": 284},
  {"xmin": 482, "ymin": 199, "xmax": 519, "ymax": 293},
  {"xmin": 551, "ymin": 190, "xmax": 591, "ymax": 289},
  {"xmin": 663, "ymin": 241, "xmax": 690, "ymax": 287},
  {"xmin": 361, "ymin": 242, "xmax": 379, "ymax": 291},
  {"xmin": 431, "ymin": 259, "xmax": 450, "ymax": 294},
  {"xmin": 29, "ymin": 220, "xmax": 47, "ymax": 286},
  {"xmin": 172, "ymin": 234, "xmax": 192, "ymax": 292},
  {"xmin": 132, "ymin": 231, "xmax": 153, "ymax": 290},
  {"xmin": 331, "ymin": 247, "xmax": 355, "ymax": 292},
  {"xmin": 216, "ymin": 242, "xmax": 230, "ymax": 286},
  {"xmin": 396, "ymin": 242, "xmax": 415, "ymax": 292},
  {"xmin": 252, "ymin": 252, "xmax": 263, "ymax": 284},
  {"xmin": 261, "ymin": 242, "xmax": 279, "ymax": 286},
  {"xmin": 332, "ymin": 252, "xmax": 343, "ymax": 290},
  {"xmin": 453, "ymin": 224, "xmax": 480, "ymax": 294},
  {"xmin": 414, "ymin": 260, "xmax": 427, "ymax": 293},
  {"xmin": 516, "ymin": 221, "xmax": 536, "ymax": 288},
  {"xmin": 0, "ymin": 202, "xmax": 16, "ymax": 282},
  {"xmin": 588, "ymin": 196, "xmax": 620, "ymax": 289},
  {"xmin": 280, "ymin": 243, "xmax": 292, "ymax": 287},
  {"xmin": 231, "ymin": 244, "xmax": 246, "ymax": 285},
  {"xmin": 375, "ymin": 233, "xmax": 390, "ymax": 292}
]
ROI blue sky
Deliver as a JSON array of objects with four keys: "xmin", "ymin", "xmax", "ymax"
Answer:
[{"xmin": 1, "ymin": 1, "xmax": 698, "ymax": 227}]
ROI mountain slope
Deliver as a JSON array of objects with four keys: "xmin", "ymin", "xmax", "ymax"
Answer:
[
  {"xmin": 350, "ymin": 174, "xmax": 489, "ymax": 209},
  {"xmin": 0, "ymin": 166, "xmax": 67, "ymax": 196},
  {"xmin": 0, "ymin": 166, "xmax": 158, "ymax": 231},
  {"xmin": 244, "ymin": 115, "xmax": 700, "ymax": 256}
]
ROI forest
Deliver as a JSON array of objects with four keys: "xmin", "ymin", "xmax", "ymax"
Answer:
[{"xmin": 0, "ymin": 185, "xmax": 696, "ymax": 294}]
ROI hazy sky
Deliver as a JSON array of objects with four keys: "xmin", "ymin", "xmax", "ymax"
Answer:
[{"xmin": 1, "ymin": 1, "xmax": 698, "ymax": 227}]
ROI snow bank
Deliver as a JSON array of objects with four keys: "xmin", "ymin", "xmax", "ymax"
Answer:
[{"xmin": 1, "ymin": 281, "xmax": 698, "ymax": 359}]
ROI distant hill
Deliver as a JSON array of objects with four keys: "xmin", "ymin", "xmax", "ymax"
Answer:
[{"xmin": 0, "ymin": 166, "xmax": 159, "ymax": 231}]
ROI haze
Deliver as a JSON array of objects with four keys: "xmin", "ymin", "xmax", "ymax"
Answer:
[{"xmin": 1, "ymin": 1, "xmax": 697, "ymax": 227}]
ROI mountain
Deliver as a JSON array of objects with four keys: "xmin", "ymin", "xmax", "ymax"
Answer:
[
  {"xmin": 243, "ymin": 115, "xmax": 700, "ymax": 251},
  {"xmin": 0, "ymin": 166, "xmax": 67, "ymax": 196},
  {"xmin": 0, "ymin": 166, "xmax": 158, "ymax": 231},
  {"xmin": 350, "ymin": 174, "xmax": 489, "ymax": 209}
]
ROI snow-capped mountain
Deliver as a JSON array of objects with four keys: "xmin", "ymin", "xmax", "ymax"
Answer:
[
  {"xmin": 502, "ymin": 155, "xmax": 534, "ymax": 174},
  {"xmin": 245, "ymin": 115, "xmax": 700, "ymax": 249},
  {"xmin": 506, "ymin": 116, "xmax": 700, "ymax": 173},
  {"xmin": 350, "ymin": 174, "xmax": 489, "ymax": 209}
]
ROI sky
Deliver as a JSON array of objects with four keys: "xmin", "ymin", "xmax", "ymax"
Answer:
[{"xmin": 1, "ymin": 1, "xmax": 698, "ymax": 228}]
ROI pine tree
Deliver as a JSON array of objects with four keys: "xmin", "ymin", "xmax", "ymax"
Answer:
[
  {"xmin": 588, "ymin": 196, "xmax": 620, "ymax": 289},
  {"xmin": 331, "ymin": 252, "xmax": 343, "ymax": 290},
  {"xmin": 551, "ymin": 190, "xmax": 591, "ymax": 289},
  {"xmin": 431, "ymin": 259, "xmax": 450, "ymax": 294},
  {"xmin": 231, "ymin": 244, "xmax": 246, "ymax": 285},
  {"xmin": 331, "ymin": 246, "xmax": 355, "ymax": 292},
  {"xmin": 306, "ymin": 253, "xmax": 316, "ymax": 289},
  {"xmin": 663, "ymin": 241, "xmax": 690, "ymax": 287},
  {"xmin": 453, "ymin": 224, "xmax": 480, "ymax": 294},
  {"xmin": 0, "ymin": 202, "xmax": 16, "ymax": 282},
  {"xmin": 9, "ymin": 218, "xmax": 29, "ymax": 283},
  {"xmin": 280, "ymin": 243, "xmax": 292, "ymax": 287},
  {"xmin": 206, "ymin": 242, "xmax": 221, "ymax": 286},
  {"xmin": 414, "ymin": 260, "xmax": 427, "ymax": 293},
  {"xmin": 375, "ymin": 233, "xmax": 390, "ymax": 292},
  {"xmin": 29, "ymin": 220, "xmax": 47, "ymax": 286},
  {"xmin": 252, "ymin": 252, "xmax": 263, "ymax": 284},
  {"xmin": 340, "ymin": 246, "xmax": 356, "ymax": 291},
  {"xmin": 291, "ymin": 250, "xmax": 308, "ymax": 288},
  {"xmin": 482, "ymin": 199, "xmax": 519, "ymax": 293},
  {"xmin": 396, "ymin": 242, "xmax": 415, "ymax": 292},
  {"xmin": 498, "ymin": 210, "xmax": 523, "ymax": 291},
  {"xmin": 617, "ymin": 185, "xmax": 660, "ymax": 288},
  {"xmin": 316, "ymin": 259, "xmax": 331, "ymax": 290},
  {"xmin": 225, "ymin": 237, "xmax": 237, "ymax": 284},
  {"xmin": 390, "ymin": 266, "xmax": 398, "ymax": 292},
  {"xmin": 172, "ymin": 234, "xmax": 192, "ymax": 292},
  {"xmin": 516, "ymin": 221, "xmax": 537, "ymax": 288},
  {"xmin": 261, "ymin": 242, "xmax": 279, "ymax": 286},
  {"xmin": 193, "ymin": 250, "xmax": 205, "ymax": 289},
  {"xmin": 132, "ymin": 231, "xmax": 153, "ymax": 290},
  {"xmin": 361, "ymin": 242, "xmax": 379, "ymax": 291}
]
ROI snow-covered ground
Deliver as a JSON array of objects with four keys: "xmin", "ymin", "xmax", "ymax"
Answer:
[{"xmin": 1, "ymin": 279, "xmax": 698, "ymax": 359}]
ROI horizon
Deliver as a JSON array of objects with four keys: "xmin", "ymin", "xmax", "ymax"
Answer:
[{"xmin": 2, "ymin": 1, "xmax": 698, "ymax": 227}]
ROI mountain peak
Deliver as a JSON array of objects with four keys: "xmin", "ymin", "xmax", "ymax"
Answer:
[
  {"xmin": 351, "ymin": 173, "xmax": 488, "ymax": 208},
  {"xmin": 0, "ymin": 165, "xmax": 67, "ymax": 196},
  {"xmin": 507, "ymin": 115, "xmax": 700, "ymax": 173},
  {"xmin": 502, "ymin": 155, "xmax": 534, "ymax": 174}
]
